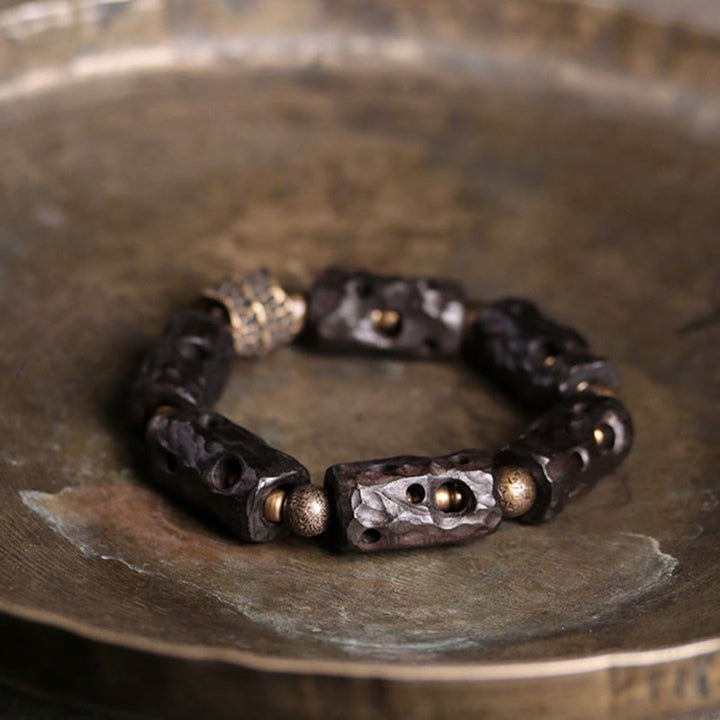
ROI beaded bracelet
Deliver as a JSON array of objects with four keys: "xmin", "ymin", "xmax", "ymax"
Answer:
[{"xmin": 131, "ymin": 267, "xmax": 633, "ymax": 553}]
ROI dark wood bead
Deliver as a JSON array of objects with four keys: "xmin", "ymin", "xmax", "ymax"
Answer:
[
  {"xmin": 467, "ymin": 298, "xmax": 620, "ymax": 407},
  {"xmin": 494, "ymin": 394, "xmax": 634, "ymax": 524},
  {"xmin": 324, "ymin": 450, "xmax": 502, "ymax": 552},
  {"xmin": 304, "ymin": 267, "xmax": 466, "ymax": 358},
  {"xmin": 145, "ymin": 408, "xmax": 310, "ymax": 543},
  {"xmin": 131, "ymin": 309, "xmax": 235, "ymax": 429}
]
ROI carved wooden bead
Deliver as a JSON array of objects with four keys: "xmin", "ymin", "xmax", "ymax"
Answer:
[
  {"xmin": 494, "ymin": 394, "xmax": 634, "ymax": 524},
  {"xmin": 467, "ymin": 298, "xmax": 620, "ymax": 408},
  {"xmin": 304, "ymin": 267, "xmax": 466, "ymax": 358},
  {"xmin": 324, "ymin": 450, "xmax": 502, "ymax": 552},
  {"xmin": 145, "ymin": 408, "xmax": 309, "ymax": 542},
  {"xmin": 130, "ymin": 309, "xmax": 235, "ymax": 430}
]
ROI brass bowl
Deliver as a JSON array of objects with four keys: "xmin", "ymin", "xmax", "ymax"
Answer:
[{"xmin": 0, "ymin": 1, "xmax": 719, "ymax": 717}]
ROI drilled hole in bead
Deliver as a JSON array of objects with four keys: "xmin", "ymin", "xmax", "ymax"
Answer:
[
  {"xmin": 361, "ymin": 528, "xmax": 381, "ymax": 544},
  {"xmin": 570, "ymin": 450, "xmax": 587, "ymax": 471},
  {"xmin": 198, "ymin": 413, "xmax": 221, "ymax": 429},
  {"xmin": 594, "ymin": 423, "xmax": 616, "ymax": 452},
  {"xmin": 406, "ymin": 483, "xmax": 425, "ymax": 504},
  {"xmin": 423, "ymin": 337, "xmax": 439, "ymax": 354},
  {"xmin": 211, "ymin": 456, "xmax": 244, "ymax": 490},
  {"xmin": 355, "ymin": 278, "xmax": 374, "ymax": 298},
  {"xmin": 435, "ymin": 481, "xmax": 472, "ymax": 513},
  {"xmin": 531, "ymin": 340, "xmax": 561, "ymax": 368},
  {"xmin": 370, "ymin": 309, "xmax": 402, "ymax": 337},
  {"xmin": 164, "ymin": 451, "xmax": 177, "ymax": 474}
]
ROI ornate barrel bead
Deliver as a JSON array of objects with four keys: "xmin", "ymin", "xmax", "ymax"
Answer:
[
  {"xmin": 494, "ymin": 394, "xmax": 634, "ymax": 524},
  {"xmin": 324, "ymin": 450, "xmax": 502, "ymax": 552},
  {"xmin": 467, "ymin": 298, "xmax": 620, "ymax": 407},
  {"xmin": 130, "ymin": 309, "xmax": 235, "ymax": 430},
  {"xmin": 304, "ymin": 267, "xmax": 467, "ymax": 358},
  {"xmin": 145, "ymin": 408, "xmax": 310, "ymax": 542},
  {"xmin": 201, "ymin": 270, "xmax": 306, "ymax": 357}
]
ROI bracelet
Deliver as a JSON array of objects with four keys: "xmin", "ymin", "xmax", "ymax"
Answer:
[{"xmin": 131, "ymin": 267, "xmax": 633, "ymax": 553}]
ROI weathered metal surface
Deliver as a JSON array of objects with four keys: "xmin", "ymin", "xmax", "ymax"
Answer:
[{"xmin": 0, "ymin": 0, "xmax": 719, "ymax": 719}]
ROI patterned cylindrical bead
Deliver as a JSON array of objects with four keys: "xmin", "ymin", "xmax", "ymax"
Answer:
[
  {"xmin": 146, "ymin": 408, "xmax": 310, "ymax": 542},
  {"xmin": 494, "ymin": 394, "xmax": 634, "ymax": 524},
  {"xmin": 130, "ymin": 309, "xmax": 235, "ymax": 429},
  {"xmin": 304, "ymin": 267, "xmax": 466, "ymax": 358},
  {"xmin": 324, "ymin": 450, "xmax": 502, "ymax": 552},
  {"xmin": 467, "ymin": 298, "xmax": 620, "ymax": 407},
  {"xmin": 201, "ymin": 270, "xmax": 306, "ymax": 357}
]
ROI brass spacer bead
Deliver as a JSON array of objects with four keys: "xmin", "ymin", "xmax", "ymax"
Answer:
[
  {"xmin": 434, "ymin": 482, "xmax": 467, "ymax": 513},
  {"xmin": 370, "ymin": 308, "xmax": 402, "ymax": 336},
  {"xmin": 496, "ymin": 466, "xmax": 536, "ymax": 518},
  {"xmin": 263, "ymin": 488, "xmax": 287, "ymax": 524},
  {"xmin": 282, "ymin": 484, "xmax": 331, "ymax": 538},
  {"xmin": 575, "ymin": 380, "xmax": 618, "ymax": 398}
]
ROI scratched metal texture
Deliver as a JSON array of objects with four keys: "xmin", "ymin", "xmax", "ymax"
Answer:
[{"xmin": 0, "ymin": 1, "xmax": 719, "ymax": 719}]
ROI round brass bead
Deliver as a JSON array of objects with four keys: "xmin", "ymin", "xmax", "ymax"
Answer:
[
  {"xmin": 575, "ymin": 380, "xmax": 618, "ymax": 398},
  {"xmin": 370, "ymin": 308, "xmax": 401, "ymax": 335},
  {"xmin": 282, "ymin": 484, "xmax": 330, "ymax": 538},
  {"xmin": 434, "ymin": 483, "xmax": 466, "ymax": 513},
  {"xmin": 496, "ymin": 466, "xmax": 536, "ymax": 518},
  {"xmin": 263, "ymin": 488, "xmax": 286, "ymax": 524}
]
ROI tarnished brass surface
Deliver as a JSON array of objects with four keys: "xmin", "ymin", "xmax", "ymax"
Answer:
[{"xmin": 0, "ymin": 1, "xmax": 719, "ymax": 718}]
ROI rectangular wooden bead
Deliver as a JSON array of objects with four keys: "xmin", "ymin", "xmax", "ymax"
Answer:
[
  {"xmin": 131, "ymin": 309, "xmax": 235, "ymax": 429},
  {"xmin": 146, "ymin": 408, "xmax": 309, "ymax": 542},
  {"xmin": 304, "ymin": 267, "xmax": 466, "ymax": 358},
  {"xmin": 495, "ymin": 394, "xmax": 634, "ymax": 524},
  {"xmin": 324, "ymin": 450, "xmax": 502, "ymax": 552},
  {"xmin": 467, "ymin": 298, "xmax": 620, "ymax": 408}
]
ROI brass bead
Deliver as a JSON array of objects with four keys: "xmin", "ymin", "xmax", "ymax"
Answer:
[
  {"xmin": 201, "ymin": 271, "xmax": 306, "ymax": 357},
  {"xmin": 496, "ymin": 466, "xmax": 536, "ymax": 518},
  {"xmin": 283, "ymin": 484, "xmax": 330, "ymax": 538},
  {"xmin": 575, "ymin": 380, "xmax": 618, "ymax": 398},
  {"xmin": 370, "ymin": 308, "xmax": 401, "ymax": 336},
  {"xmin": 434, "ymin": 482, "xmax": 468, "ymax": 513},
  {"xmin": 263, "ymin": 488, "xmax": 286, "ymax": 524}
]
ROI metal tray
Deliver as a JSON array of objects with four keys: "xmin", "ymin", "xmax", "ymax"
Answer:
[{"xmin": 0, "ymin": 1, "xmax": 719, "ymax": 718}]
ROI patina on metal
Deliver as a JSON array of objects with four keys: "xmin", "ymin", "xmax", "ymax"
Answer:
[{"xmin": 0, "ymin": 0, "xmax": 719, "ymax": 718}]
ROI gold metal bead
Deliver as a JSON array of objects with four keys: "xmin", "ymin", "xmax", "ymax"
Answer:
[
  {"xmin": 263, "ymin": 488, "xmax": 286, "ymax": 524},
  {"xmin": 593, "ymin": 423, "xmax": 615, "ymax": 451},
  {"xmin": 201, "ymin": 270, "xmax": 306, "ymax": 357},
  {"xmin": 282, "ymin": 484, "xmax": 330, "ymax": 538},
  {"xmin": 575, "ymin": 380, "xmax": 618, "ymax": 398},
  {"xmin": 370, "ymin": 308, "xmax": 401, "ymax": 336},
  {"xmin": 496, "ymin": 466, "xmax": 536, "ymax": 518},
  {"xmin": 434, "ymin": 482, "xmax": 468, "ymax": 513}
]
